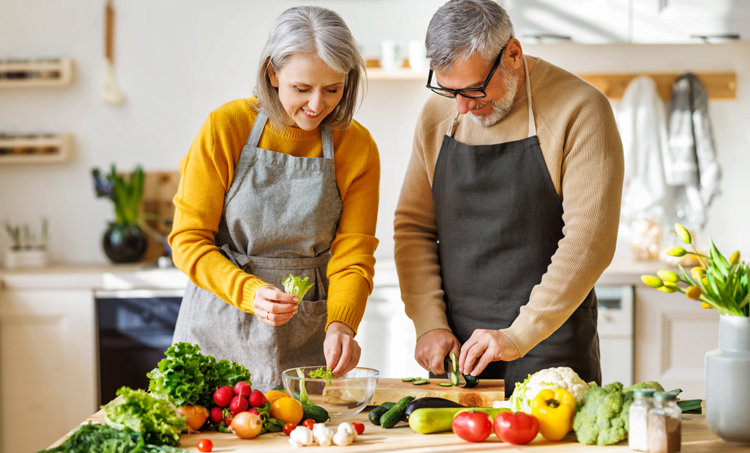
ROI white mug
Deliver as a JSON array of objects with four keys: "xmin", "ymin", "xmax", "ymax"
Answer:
[
  {"xmin": 379, "ymin": 40, "xmax": 403, "ymax": 71},
  {"xmin": 408, "ymin": 40, "xmax": 428, "ymax": 73}
]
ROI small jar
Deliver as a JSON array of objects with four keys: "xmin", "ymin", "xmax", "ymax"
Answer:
[
  {"xmin": 649, "ymin": 392, "xmax": 682, "ymax": 453},
  {"xmin": 629, "ymin": 388, "xmax": 655, "ymax": 451}
]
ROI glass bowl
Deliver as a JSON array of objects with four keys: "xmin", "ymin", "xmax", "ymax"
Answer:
[{"xmin": 282, "ymin": 366, "xmax": 379, "ymax": 418}]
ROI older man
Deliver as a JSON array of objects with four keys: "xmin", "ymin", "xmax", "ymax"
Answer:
[{"xmin": 394, "ymin": 0, "xmax": 624, "ymax": 395}]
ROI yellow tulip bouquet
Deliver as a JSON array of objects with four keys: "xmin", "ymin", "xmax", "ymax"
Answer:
[{"xmin": 641, "ymin": 224, "xmax": 749, "ymax": 317}]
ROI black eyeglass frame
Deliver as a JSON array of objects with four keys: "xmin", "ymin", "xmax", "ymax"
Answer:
[{"xmin": 425, "ymin": 45, "xmax": 507, "ymax": 99}]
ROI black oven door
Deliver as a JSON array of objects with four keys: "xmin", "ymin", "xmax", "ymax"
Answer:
[{"xmin": 95, "ymin": 289, "xmax": 184, "ymax": 406}]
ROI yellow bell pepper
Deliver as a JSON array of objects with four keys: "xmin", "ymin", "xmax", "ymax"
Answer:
[{"xmin": 531, "ymin": 388, "xmax": 576, "ymax": 441}]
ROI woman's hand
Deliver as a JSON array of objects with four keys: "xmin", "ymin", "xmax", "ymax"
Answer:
[
  {"xmin": 324, "ymin": 322, "xmax": 361, "ymax": 377},
  {"xmin": 253, "ymin": 286, "xmax": 299, "ymax": 326}
]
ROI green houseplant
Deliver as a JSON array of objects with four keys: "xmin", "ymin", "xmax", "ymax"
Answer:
[
  {"xmin": 92, "ymin": 165, "xmax": 148, "ymax": 263},
  {"xmin": 642, "ymin": 224, "xmax": 750, "ymax": 445}
]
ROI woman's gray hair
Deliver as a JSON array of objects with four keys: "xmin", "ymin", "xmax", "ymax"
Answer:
[
  {"xmin": 254, "ymin": 6, "xmax": 366, "ymax": 130},
  {"xmin": 426, "ymin": 0, "xmax": 514, "ymax": 73}
]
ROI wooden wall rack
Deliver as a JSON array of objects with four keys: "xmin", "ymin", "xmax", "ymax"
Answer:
[
  {"xmin": 0, "ymin": 134, "xmax": 73, "ymax": 164},
  {"xmin": 0, "ymin": 58, "xmax": 73, "ymax": 88},
  {"xmin": 579, "ymin": 72, "xmax": 736, "ymax": 100}
]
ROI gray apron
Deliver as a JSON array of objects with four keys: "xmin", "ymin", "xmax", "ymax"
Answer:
[
  {"xmin": 431, "ymin": 57, "xmax": 601, "ymax": 396},
  {"xmin": 173, "ymin": 109, "xmax": 343, "ymax": 392}
]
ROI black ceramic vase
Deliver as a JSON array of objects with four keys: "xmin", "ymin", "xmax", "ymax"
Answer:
[{"xmin": 102, "ymin": 222, "xmax": 147, "ymax": 263}]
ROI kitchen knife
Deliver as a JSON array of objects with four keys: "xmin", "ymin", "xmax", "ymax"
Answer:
[{"xmin": 444, "ymin": 352, "xmax": 467, "ymax": 387}]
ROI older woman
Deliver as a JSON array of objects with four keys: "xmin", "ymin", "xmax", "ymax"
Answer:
[{"xmin": 171, "ymin": 6, "xmax": 379, "ymax": 391}]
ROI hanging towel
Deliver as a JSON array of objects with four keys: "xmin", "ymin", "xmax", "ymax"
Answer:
[
  {"xmin": 616, "ymin": 75, "xmax": 671, "ymax": 222},
  {"xmin": 666, "ymin": 73, "xmax": 721, "ymax": 226}
]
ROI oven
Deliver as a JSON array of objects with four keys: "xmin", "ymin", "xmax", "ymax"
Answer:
[{"xmin": 95, "ymin": 289, "xmax": 184, "ymax": 406}]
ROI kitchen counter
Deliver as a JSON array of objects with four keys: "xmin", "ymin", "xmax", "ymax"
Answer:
[{"xmin": 47, "ymin": 407, "xmax": 745, "ymax": 452}]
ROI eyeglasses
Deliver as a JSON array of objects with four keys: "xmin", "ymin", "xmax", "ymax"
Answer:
[{"xmin": 425, "ymin": 45, "xmax": 506, "ymax": 99}]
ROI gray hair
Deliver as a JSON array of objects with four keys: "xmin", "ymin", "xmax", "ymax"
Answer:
[
  {"xmin": 426, "ymin": 0, "xmax": 514, "ymax": 73},
  {"xmin": 254, "ymin": 6, "xmax": 366, "ymax": 130}
]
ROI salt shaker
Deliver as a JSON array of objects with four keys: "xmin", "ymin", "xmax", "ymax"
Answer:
[{"xmin": 629, "ymin": 388, "xmax": 655, "ymax": 451}]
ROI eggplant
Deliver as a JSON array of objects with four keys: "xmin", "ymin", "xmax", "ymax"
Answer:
[{"xmin": 404, "ymin": 397, "xmax": 466, "ymax": 421}]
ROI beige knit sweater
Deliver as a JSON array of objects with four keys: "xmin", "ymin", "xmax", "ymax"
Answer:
[{"xmin": 393, "ymin": 57, "xmax": 624, "ymax": 357}]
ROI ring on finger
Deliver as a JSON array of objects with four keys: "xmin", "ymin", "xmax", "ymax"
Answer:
[{"xmin": 266, "ymin": 312, "xmax": 270, "ymax": 321}]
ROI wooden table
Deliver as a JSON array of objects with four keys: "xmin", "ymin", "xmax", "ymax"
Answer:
[{"xmin": 49, "ymin": 408, "xmax": 747, "ymax": 452}]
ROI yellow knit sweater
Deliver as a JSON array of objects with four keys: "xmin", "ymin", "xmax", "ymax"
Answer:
[
  {"xmin": 170, "ymin": 98, "xmax": 380, "ymax": 333},
  {"xmin": 394, "ymin": 57, "xmax": 624, "ymax": 356}
]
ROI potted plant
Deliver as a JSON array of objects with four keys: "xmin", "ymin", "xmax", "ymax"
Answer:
[
  {"xmin": 92, "ymin": 165, "xmax": 148, "ymax": 263},
  {"xmin": 642, "ymin": 224, "xmax": 750, "ymax": 445},
  {"xmin": 4, "ymin": 219, "xmax": 50, "ymax": 269}
]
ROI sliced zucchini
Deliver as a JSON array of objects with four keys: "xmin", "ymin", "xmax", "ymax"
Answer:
[
  {"xmin": 449, "ymin": 372, "xmax": 459, "ymax": 386},
  {"xmin": 437, "ymin": 382, "xmax": 453, "ymax": 387},
  {"xmin": 412, "ymin": 379, "xmax": 430, "ymax": 385},
  {"xmin": 401, "ymin": 377, "xmax": 415, "ymax": 382}
]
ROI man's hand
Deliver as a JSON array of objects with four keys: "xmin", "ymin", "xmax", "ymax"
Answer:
[
  {"xmin": 324, "ymin": 322, "xmax": 361, "ymax": 378},
  {"xmin": 415, "ymin": 329, "xmax": 460, "ymax": 375},
  {"xmin": 459, "ymin": 330, "xmax": 520, "ymax": 376},
  {"xmin": 253, "ymin": 286, "xmax": 298, "ymax": 326}
]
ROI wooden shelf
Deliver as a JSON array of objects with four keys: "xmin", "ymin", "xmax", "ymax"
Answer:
[
  {"xmin": 0, "ymin": 134, "xmax": 73, "ymax": 164},
  {"xmin": 0, "ymin": 58, "xmax": 73, "ymax": 88},
  {"xmin": 578, "ymin": 72, "xmax": 736, "ymax": 100},
  {"xmin": 367, "ymin": 68, "xmax": 428, "ymax": 80}
]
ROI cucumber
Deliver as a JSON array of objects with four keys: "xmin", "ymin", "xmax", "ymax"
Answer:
[
  {"xmin": 368, "ymin": 402, "xmax": 397, "ymax": 425},
  {"xmin": 401, "ymin": 377, "xmax": 415, "ymax": 382},
  {"xmin": 437, "ymin": 382, "xmax": 453, "ymax": 387},
  {"xmin": 449, "ymin": 372, "xmax": 459, "ymax": 386},
  {"xmin": 408, "ymin": 407, "xmax": 509, "ymax": 434},
  {"xmin": 412, "ymin": 379, "xmax": 429, "ymax": 385},
  {"xmin": 302, "ymin": 404, "xmax": 329, "ymax": 423},
  {"xmin": 463, "ymin": 374, "xmax": 479, "ymax": 388},
  {"xmin": 380, "ymin": 396, "xmax": 415, "ymax": 428}
]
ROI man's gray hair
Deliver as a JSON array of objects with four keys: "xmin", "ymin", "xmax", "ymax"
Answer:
[
  {"xmin": 254, "ymin": 6, "xmax": 366, "ymax": 130},
  {"xmin": 426, "ymin": 0, "xmax": 514, "ymax": 73}
]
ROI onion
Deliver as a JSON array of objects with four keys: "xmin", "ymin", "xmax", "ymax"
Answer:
[
  {"xmin": 231, "ymin": 412, "xmax": 263, "ymax": 439},
  {"xmin": 176, "ymin": 405, "xmax": 209, "ymax": 431}
]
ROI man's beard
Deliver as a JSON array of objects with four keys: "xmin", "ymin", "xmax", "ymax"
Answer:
[{"xmin": 468, "ymin": 66, "xmax": 520, "ymax": 127}]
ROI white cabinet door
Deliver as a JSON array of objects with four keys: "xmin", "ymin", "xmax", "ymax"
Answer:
[
  {"xmin": 0, "ymin": 289, "xmax": 97, "ymax": 453},
  {"xmin": 634, "ymin": 286, "xmax": 719, "ymax": 399},
  {"xmin": 503, "ymin": 0, "xmax": 630, "ymax": 44},
  {"xmin": 632, "ymin": 0, "xmax": 750, "ymax": 43}
]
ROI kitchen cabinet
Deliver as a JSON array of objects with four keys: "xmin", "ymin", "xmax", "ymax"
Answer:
[
  {"xmin": 634, "ymin": 285, "xmax": 719, "ymax": 400},
  {"xmin": 0, "ymin": 288, "xmax": 97, "ymax": 453},
  {"xmin": 631, "ymin": 0, "xmax": 750, "ymax": 43},
  {"xmin": 502, "ymin": 0, "xmax": 630, "ymax": 44}
]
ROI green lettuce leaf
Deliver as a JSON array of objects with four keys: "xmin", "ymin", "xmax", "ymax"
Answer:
[
  {"xmin": 103, "ymin": 387, "xmax": 187, "ymax": 447},
  {"xmin": 282, "ymin": 274, "xmax": 315, "ymax": 300}
]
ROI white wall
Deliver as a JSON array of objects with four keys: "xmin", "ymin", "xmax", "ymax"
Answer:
[{"xmin": 1, "ymin": 0, "xmax": 749, "ymax": 265}]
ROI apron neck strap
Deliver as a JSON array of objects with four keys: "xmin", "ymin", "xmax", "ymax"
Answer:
[
  {"xmin": 247, "ymin": 109, "xmax": 269, "ymax": 148},
  {"xmin": 523, "ymin": 55, "xmax": 536, "ymax": 138},
  {"xmin": 246, "ymin": 109, "xmax": 335, "ymax": 159}
]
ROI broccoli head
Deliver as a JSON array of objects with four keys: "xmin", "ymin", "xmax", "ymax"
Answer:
[{"xmin": 573, "ymin": 381, "xmax": 633, "ymax": 446}]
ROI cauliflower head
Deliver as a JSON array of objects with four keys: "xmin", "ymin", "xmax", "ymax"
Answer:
[{"xmin": 509, "ymin": 366, "xmax": 590, "ymax": 413}]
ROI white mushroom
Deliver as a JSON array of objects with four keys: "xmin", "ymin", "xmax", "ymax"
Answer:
[
  {"xmin": 312, "ymin": 424, "xmax": 335, "ymax": 446},
  {"xmin": 289, "ymin": 426, "xmax": 314, "ymax": 447},
  {"xmin": 333, "ymin": 429, "xmax": 354, "ymax": 446},
  {"xmin": 337, "ymin": 422, "xmax": 358, "ymax": 441}
]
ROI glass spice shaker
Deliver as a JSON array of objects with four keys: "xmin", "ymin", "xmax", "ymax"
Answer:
[
  {"xmin": 649, "ymin": 392, "xmax": 682, "ymax": 453},
  {"xmin": 629, "ymin": 388, "xmax": 655, "ymax": 451}
]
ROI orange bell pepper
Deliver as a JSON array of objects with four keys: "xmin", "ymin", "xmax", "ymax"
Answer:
[{"xmin": 531, "ymin": 388, "xmax": 576, "ymax": 441}]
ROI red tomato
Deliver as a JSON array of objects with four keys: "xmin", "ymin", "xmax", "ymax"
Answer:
[
  {"xmin": 283, "ymin": 422, "xmax": 296, "ymax": 436},
  {"xmin": 302, "ymin": 419, "xmax": 316, "ymax": 430},
  {"xmin": 493, "ymin": 411, "xmax": 540, "ymax": 445},
  {"xmin": 351, "ymin": 422, "xmax": 365, "ymax": 435},
  {"xmin": 196, "ymin": 438, "xmax": 213, "ymax": 452},
  {"xmin": 451, "ymin": 410, "xmax": 493, "ymax": 443}
]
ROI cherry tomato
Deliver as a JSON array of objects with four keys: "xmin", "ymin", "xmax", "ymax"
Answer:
[
  {"xmin": 494, "ymin": 411, "xmax": 540, "ymax": 445},
  {"xmin": 302, "ymin": 419, "xmax": 316, "ymax": 430},
  {"xmin": 196, "ymin": 438, "xmax": 213, "ymax": 452},
  {"xmin": 351, "ymin": 422, "xmax": 365, "ymax": 435},
  {"xmin": 283, "ymin": 422, "xmax": 297, "ymax": 436},
  {"xmin": 452, "ymin": 410, "xmax": 493, "ymax": 442}
]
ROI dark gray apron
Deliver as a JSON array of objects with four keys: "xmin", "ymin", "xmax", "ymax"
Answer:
[
  {"xmin": 431, "ymin": 57, "xmax": 600, "ymax": 396},
  {"xmin": 173, "ymin": 109, "xmax": 343, "ymax": 392}
]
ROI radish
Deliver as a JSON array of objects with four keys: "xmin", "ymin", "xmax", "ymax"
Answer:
[
  {"xmin": 234, "ymin": 381, "xmax": 252, "ymax": 398},
  {"xmin": 209, "ymin": 406, "xmax": 223, "ymax": 424},
  {"xmin": 213, "ymin": 385, "xmax": 234, "ymax": 407},
  {"xmin": 249, "ymin": 390, "xmax": 268, "ymax": 408},
  {"xmin": 248, "ymin": 407, "xmax": 260, "ymax": 416},
  {"xmin": 230, "ymin": 395, "xmax": 249, "ymax": 413},
  {"xmin": 225, "ymin": 412, "xmax": 235, "ymax": 426}
]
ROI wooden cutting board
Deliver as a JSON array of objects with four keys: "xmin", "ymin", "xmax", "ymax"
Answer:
[{"xmin": 371, "ymin": 378, "xmax": 504, "ymax": 407}]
